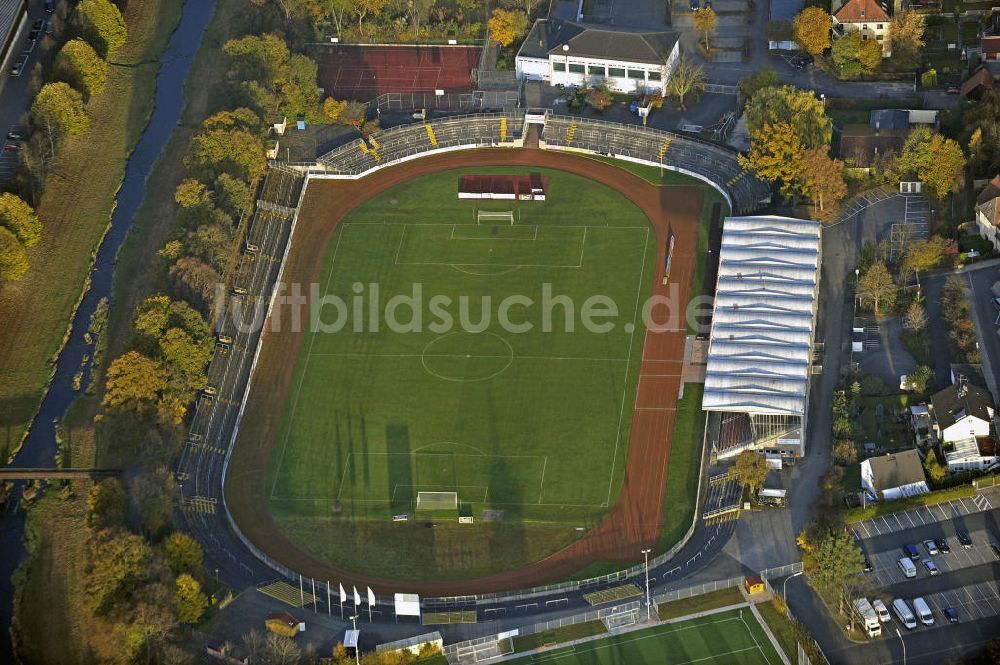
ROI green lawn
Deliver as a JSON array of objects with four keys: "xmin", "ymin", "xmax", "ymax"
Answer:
[
  {"xmin": 657, "ymin": 587, "xmax": 745, "ymax": 620},
  {"xmin": 507, "ymin": 609, "xmax": 783, "ymax": 665},
  {"xmin": 267, "ymin": 166, "xmax": 666, "ymax": 579}
]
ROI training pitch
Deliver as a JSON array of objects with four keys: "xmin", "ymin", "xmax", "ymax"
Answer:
[{"xmin": 508, "ymin": 610, "xmax": 783, "ymax": 665}]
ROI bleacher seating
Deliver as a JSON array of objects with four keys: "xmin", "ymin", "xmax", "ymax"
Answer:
[
  {"xmin": 541, "ymin": 115, "xmax": 770, "ymax": 213},
  {"xmin": 313, "ymin": 112, "xmax": 768, "ymax": 213}
]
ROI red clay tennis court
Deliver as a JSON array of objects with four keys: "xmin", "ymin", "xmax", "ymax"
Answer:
[{"xmin": 313, "ymin": 44, "xmax": 482, "ymax": 100}]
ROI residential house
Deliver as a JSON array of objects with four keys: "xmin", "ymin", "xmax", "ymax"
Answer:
[
  {"xmin": 960, "ymin": 68, "xmax": 995, "ymax": 100},
  {"xmin": 860, "ymin": 449, "xmax": 930, "ymax": 501},
  {"xmin": 839, "ymin": 126, "xmax": 909, "ymax": 167},
  {"xmin": 943, "ymin": 435, "xmax": 1000, "ymax": 473},
  {"xmin": 928, "ymin": 379, "xmax": 995, "ymax": 443},
  {"xmin": 833, "ymin": 0, "xmax": 892, "ymax": 56},
  {"xmin": 515, "ymin": 19, "xmax": 680, "ymax": 94},
  {"xmin": 975, "ymin": 175, "xmax": 1000, "ymax": 251}
]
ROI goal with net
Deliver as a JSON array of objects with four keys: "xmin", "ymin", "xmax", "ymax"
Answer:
[
  {"xmin": 476, "ymin": 209, "xmax": 516, "ymax": 225},
  {"xmin": 415, "ymin": 491, "xmax": 459, "ymax": 511}
]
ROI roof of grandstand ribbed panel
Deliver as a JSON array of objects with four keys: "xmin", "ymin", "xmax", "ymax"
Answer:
[{"xmin": 703, "ymin": 216, "xmax": 821, "ymax": 416}]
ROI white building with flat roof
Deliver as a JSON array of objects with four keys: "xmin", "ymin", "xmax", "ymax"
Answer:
[
  {"xmin": 703, "ymin": 216, "xmax": 822, "ymax": 459},
  {"xmin": 515, "ymin": 19, "xmax": 680, "ymax": 94}
]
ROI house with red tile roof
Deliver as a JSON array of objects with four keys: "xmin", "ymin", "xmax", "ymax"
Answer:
[{"xmin": 833, "ymin": 0, "xmax": 892, "ymax": 55}]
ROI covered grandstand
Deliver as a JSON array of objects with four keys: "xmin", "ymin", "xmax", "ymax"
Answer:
[{"xmin": 702, "ymin": 216, "xmax": 821, "ymax": 460}]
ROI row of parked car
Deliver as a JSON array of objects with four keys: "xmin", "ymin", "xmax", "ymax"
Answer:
[{"xmin": 853, "ymin": 595, "xmax": 955, "ymax": 639}]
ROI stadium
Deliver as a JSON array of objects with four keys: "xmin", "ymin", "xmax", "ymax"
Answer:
[{"xmin": 201, "ymin": 101, "xmax": 778, "ymax": 601}]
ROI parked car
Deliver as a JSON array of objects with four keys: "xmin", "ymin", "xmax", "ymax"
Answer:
[
  {"xmin": 790, "ymin": 53, "xmax": 813, "ymax": 69},
  {"xmin": 903, "ymin": 544, "xmax": 920, "ymax": 559},
  {"xmin": 923, "ymin": 559, "xmax": 939, "ymax": 576},
  {"xmin": 957, "ymin": 531, "xmax": 973, "ymax": 548},
  {"xmin": 863, "ymin": 557, "xmax": 873, "ymax": 572},
  {"xmin": 5, "ymin": 131, "xmax": 21, "ymax": 141},
  {"xmin": 923, "ymin": 539, "xmax": 939, "ymax": 555},
  {"xmin": 898, "ymin": 557, "xmax": 917, "ymax": 578},
  {"xmin": 9, "ymin": 54, "xmax": 28, "ymax": 76},
  {"xmin": 946, "ymin": 86, "xmax": 960, "ymax": 94},
  {"xmin": 45, "ymin": 0, "xmax": 54, "ymax": 13},
  {"xmin": 893, "ymin": 599, "xmax": 917, "ymax": 629},
  {"xmin": 913, "ymin": 597, "xmax": 935, "ymax": 626},
  {"xmin": 3, "ymin": 143, "xmax": 19, "ymax": 152},
  {"xmin": 943, "ymin": 606, "xmax": 959, "ymax": 623},
  {"xmin": 872, "ymin": 599, "xmax": 891, "ymax": 623},
  {"xmin": 935, "ymin": 538, "xmax": 950, "ymax": 554}
]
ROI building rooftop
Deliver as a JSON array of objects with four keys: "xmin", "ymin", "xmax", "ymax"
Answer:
[
  {"xmin": 930, "ymin": 380, "xmax": 994, "ymax": 431},
  {"xmin": 703, "ymin": 216, "xmax": 821, "ymax": 416},
  {"xmin": 518, "ymin": 18, "xmax": 678, "ymax": 65},
  {"xmin": 839, "ymin": 125, "xmax": 909, "ymax": 167},
  {"xmin": 960, "ymin": 68, "xmax": 994, "ymax": 99},
  {"xmin": 865, "ymin": 449, "xmax": 927, "ymax": 490},
  {"xmin": 976, "ymin": 174, "xmax": 1000, "ymax": 206},
  {"xmin": 945, "ymin": 435, "xmax": 998, "ymax": 463},
  {"xmin": 834, "ymin": 0, "xmax": 890, "ymax": 22},
  {"xmin": 870, "ymin": 109, "xmax": 909, "ymax": 130}
]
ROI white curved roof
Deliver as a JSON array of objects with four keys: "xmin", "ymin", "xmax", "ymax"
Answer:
[{"xmin": 704, "ymin": 215, "xmax": 821, "ymax": 416}]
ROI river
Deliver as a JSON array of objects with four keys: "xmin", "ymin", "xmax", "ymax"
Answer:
[{"xmin": 0, "ymin": 0, "xmax": 216, "ymax": 658}]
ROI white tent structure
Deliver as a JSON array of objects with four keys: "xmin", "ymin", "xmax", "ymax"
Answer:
[{"xmin": 703, "ymin": 216, "xmax": 821, "ymax": 459}]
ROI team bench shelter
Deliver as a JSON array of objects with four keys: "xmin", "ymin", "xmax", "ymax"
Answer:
[{"xmin": 458, "ymin": 174, "xmax": 549, "ymax": 201}]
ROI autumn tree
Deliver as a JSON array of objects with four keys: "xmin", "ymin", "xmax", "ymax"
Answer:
[
  {"xmin": 810, "ymin": 531, "xmax": 864, "ymax": 592},
  {"xmin": 907, "ymin": 365, "xmax": 934, "ymax": 393},
  {"xmin": 858, "ymin": 37, "xmax": 883, "ymax": 72},
  {"xmin": 832, "ymin": 440, "xmax": 857, "ymax": 466},
  {"xmin": 903, "ymin": 299, "xmax": 927, "ymax": 331},
  {"xmin": 31, "ymin": 82, "xmax": 90, "ymax": 142},
  {"xmin": 832, "ymin": 32, "xmax": 882, "ymax": 75},
  {"xmin": 857, "ymin": 261, "xmax": 897, "ymax": 314},
  {"xmin": 0, "ymin": 193, "xmax": 41, "ymax": 248},
  {"xmin": 793, "ymin": 7, "xmax": 832, "ymax": 56},
  {"xmin": 888, "ymin": 11, "xmax": 926, "ymax": 67},
  {"xmin": 322, "ymin": 97, "xmax": 348, "ymax": 123},
  {"xmin": 665, "ymin": 57, "xmax": 705, "ymax": 110},
  {"xmin": 102, "ymin": 351, "xmax": 169, "ymax": 413},
  {"xmin": 738, "ymin": 67, "xmax": 779, "ymax": 103},
  {"xmin": 923, "ymin": 448, "xmax": 948, "ymax": 484},
  {"xmin": 337, "ymin": 100, "xmax": 368, "ymax": 129},
  {"xmin": 488, "ymin": 8, "xmax": 528, "ymax": 47},
  {"xmin": 215, "ymin": 173, "xmax": 253, "ymax": 218},
  {"xmin": 899, "ymin": 235, "xmax": 953, "ymax": 278},
  {"xmin": 86, "ymin": 478, "xmax": 128, "ymax": 531},
  {"xmin": 896, "ymin": 128, "xmax": 966, "ymax": 200},
  {"xmin": 164, "ymin": 532, "xmax": 204, "ymax": 573},
  {"xmin": 54, "ymin": 39, "xmax": 109, "ymax": 99},
  {"xmin": 921, "ymin": 68, "xmax": 938, "ymax": 88},
  {"xmin": 184, "ymin": 128, "xmax": 266, "ymax": 183},
  {"xmin": 133, "ymin": 467, "xmax": 178, "ymax": 538},
  {"xmin": 586, "ymin": 84, "xmax": 613, "ymax": 111},
  {"xmin": 202, "ymin": 107, "xmax": 262, "ymax": 133},
  {"xmin": 86, "ymin": 528, "xmax": 153, "ymax": 614},
  {"xmin": 693, "ymin": 7, "xmax": 718, "ymax": 52},
  {"xmin": 800, "ymin": 146, "xmax": 847, "ymax": 220},
  {"xmin": 354, "ymin": 0, "xmax": 389, "ymax": 37},
  {"xmin": 0, "ymin": 227, "xmax": 29, "ymax": 281},
  {"xmin": 745, "ymin": 85, "xmax": 832, "ymax": 149},
  {"xmin": 731, "ymin": 450, "xmax": 769, "ymax": 497},
  {"xmin": 74, "ymin": 0, "xmax": 127, "ymax": 56},
  {"xmin": 175, "ymin": 573, "xmax": 208, "ymax": 624},
  {"xmin": 739, "ymin": 121, "xmax": 806, "ymax": 198}
]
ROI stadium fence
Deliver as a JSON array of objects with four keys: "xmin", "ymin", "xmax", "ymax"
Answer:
[{"xmin": 370, "ymin": 90, "xmax": 520, "ymax": 113}]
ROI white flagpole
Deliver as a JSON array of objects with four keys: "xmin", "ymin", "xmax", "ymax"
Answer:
[
  {"xmin": 339, "ymin": 582, "xmax": 346, "ymax": 619},
  {"xmin": 312, "ymin": 578, "xmax": 317, "ymax": 614},
  {"xmin": 327, "ymin": 580, "xmax": 331, "ymax": 616},
  {"xmin": 299, "ymin": 575, "xmax": 304, "ymax": 607},
  {"xmin": 367, "ymin": 586, "xmax": 375, "ymax": 622}
]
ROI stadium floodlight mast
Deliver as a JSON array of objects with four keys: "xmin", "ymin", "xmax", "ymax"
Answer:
[{"xmin": 642, "ymin": 548, "xmax": 653, "ymax": 622}]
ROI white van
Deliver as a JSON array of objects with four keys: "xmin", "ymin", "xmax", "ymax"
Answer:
[
  {"xmin": 897, "ymin": 557, "xmax": 917, "ymax": 578},
  {"xmin": 872, "ymin": 599, "xmax": 891, "ymax": 623},
  {"xmin": 913, "ymin": 597, "xmax": 934, "ymax": 626},
  {"xmin": 893, "ymin": 599, "xmax": 917, "ymax": 629}
]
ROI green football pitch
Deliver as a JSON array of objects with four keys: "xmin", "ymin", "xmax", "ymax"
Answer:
[
  {"xmin": 265, "ymin": 166, "xmax": 657, "ymax": 525},
  {"xmin": 507, "ymin": 610, "xmax": 784, "ymax": 665}
]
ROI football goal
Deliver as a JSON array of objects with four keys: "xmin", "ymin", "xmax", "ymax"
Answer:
[
  {"xmin": 416, "ymin": 491, "xmax": 459, "ymax": 511},
  {"xmin": 476, "ymin": 210, "xmax": 516, "ymax": 225}
]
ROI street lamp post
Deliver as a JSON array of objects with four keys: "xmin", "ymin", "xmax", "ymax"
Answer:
[
  {"xmin": 782, "ymin": 571, "xmax": 804, "ymax": 617},
  {"xmin": 350, "ymin": 615, "xmax": 360, "ymax": 665},
  {"xmin": 896, "ymin": 627, "xmax": 906, "ymax": 665},
  {"xmin": 642, "ymin": 548, "xmax": 653, "ymax": 622}
]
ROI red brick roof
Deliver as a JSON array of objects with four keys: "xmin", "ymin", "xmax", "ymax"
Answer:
[
  {"xmin": 960, "ymin": 68, "xmax": 994, "ymax": 98},
  {"xmin": 982, "ymin": 36, "xmax": 1000, "ymax": 55},
  {"xmin": 835, "ymin": 0, "xmax": 889, "ymax": 23}
]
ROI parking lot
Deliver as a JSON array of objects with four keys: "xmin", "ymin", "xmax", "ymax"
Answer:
[
  {"xmin": 865, "ymin": 527, "xmax": 1000, "ymax": 587},
  {"xmin": 845, "ymin": 491, "xmax": 1000, "ymax": 647},
  {"xmin": 851, "ymin": 494, "xmax": 993, "ymax": 540}
]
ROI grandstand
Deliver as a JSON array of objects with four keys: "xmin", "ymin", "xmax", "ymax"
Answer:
[
  {"xmin": 702, "ymin": 216, "xmax": 822, "ymax": 460},
  {"xmin": 311, "ymin": 111, "xmax": 771, "ymax": 213}
]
